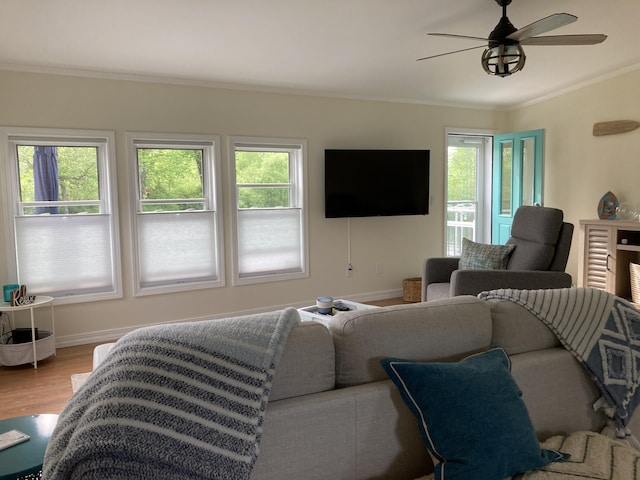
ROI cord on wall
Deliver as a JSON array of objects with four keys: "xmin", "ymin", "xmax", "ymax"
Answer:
[{"xmin": 346, "ymin": 218, "xmax": 353, "ymax": 277}]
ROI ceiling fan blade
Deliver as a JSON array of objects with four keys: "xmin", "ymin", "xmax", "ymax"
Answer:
[
  {"xmin": 417, "ymin": 44, "xmax": 486, "ymax": 62},
  {"xmin": 428, "ymin": 33, "xmax": 488, "ymax": 42},
  {"xmin": 520, "ymin": 34, "xmax": 607, "ymax": 46},
  {"xmin": 508, "ymin": 13, "xmax": 577, "ymax": 42}
]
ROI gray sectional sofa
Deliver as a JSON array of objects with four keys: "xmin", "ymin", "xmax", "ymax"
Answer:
[{"xmin": 252, "ymin": 294, "xmax": 639, "ymax": 479}]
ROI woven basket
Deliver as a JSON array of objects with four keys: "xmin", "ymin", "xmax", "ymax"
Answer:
[
  {"xmin": 631, "ymin": 263, "xmax": 640, "ymax": 304},
  {"xmin": 402, "ymin": 277, "xmax": 422, "ymax": 303}
]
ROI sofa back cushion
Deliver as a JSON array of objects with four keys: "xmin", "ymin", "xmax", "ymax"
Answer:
[
  {"xmin": 270, "ymin": 321, "xmax": 335, "ymax": 401},
  {"xmin": 329, "ymin": 296, "xmax": 492, "ymax": 387},
  {"xmin": 511, "ymin": 348, "xmax": 602, "ymax": 438},
  {"xmin": 489, "ymin": 299, "xmax": 560, "ymax": 354}
]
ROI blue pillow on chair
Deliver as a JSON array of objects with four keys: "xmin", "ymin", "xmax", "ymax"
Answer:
[{"xmin": 381, "ymin": 348, "xmax": 567, "ymax": 480}]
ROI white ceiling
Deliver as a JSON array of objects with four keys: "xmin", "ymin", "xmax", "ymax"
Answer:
[{"xmin": 1, "ymin": 0, "xmax": 639, "ymax": 109}]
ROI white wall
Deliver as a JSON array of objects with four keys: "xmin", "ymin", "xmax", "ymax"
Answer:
[
  {"xmin": 0, "ymin": 70, "xmax": 506, "ymax": 345},
  {"xmin": 506, "ymin": 66, "xmax": 640, "ymax": 283}
]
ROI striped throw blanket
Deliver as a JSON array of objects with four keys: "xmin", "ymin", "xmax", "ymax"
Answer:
[
  {"xmin": 515, "ymin": 431, "xmax": 640, "ymax": 479},
  {"xmin": 43, "ymin": 307, "xmax": 299, "ymax": 479},
  {"xmin": 479, "ymin": 288, "xmax": 640, "ymax": 445}
]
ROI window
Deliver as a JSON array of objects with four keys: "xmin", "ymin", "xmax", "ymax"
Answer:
[
  {"xmin": 446, "ymin": 133, "xmax": 492, "ymax": 256},
  {"xmin": 230, "ymin": 137, "xmax": 308, "ymax": 284},
  {"xmin": 0, "ymin": 128, "xmax": 121, "ymax": 303},
  {"xmin": 127, "ymin": 133, "xmax": 224, "ymax": 295}
]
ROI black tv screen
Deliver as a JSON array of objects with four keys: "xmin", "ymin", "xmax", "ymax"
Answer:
[{"xmin": 325, "ymin": 149, "xmax": 430, "ymax": 218}]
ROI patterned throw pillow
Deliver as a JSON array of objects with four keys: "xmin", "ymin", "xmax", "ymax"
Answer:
[
  {"xmin": 458, "ymin": 237, "xmax": 515, "ymax": 270},
  {"xmin": 416, "ymin": 431, "xmax": 640, "ymax": 479},
  {"xmin": 514, "ymin": 431, "xmax": 640, "ymax": 479}
]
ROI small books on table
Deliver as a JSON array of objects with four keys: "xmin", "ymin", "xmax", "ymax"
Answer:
[{"xmin": 0, "ymin": 429, "xmax": 30, "ymax": 450}]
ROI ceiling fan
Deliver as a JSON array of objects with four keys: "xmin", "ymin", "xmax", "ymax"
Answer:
[{"xmin": 418, "ymin": 0, "xmax": 607, "ymax": 77}]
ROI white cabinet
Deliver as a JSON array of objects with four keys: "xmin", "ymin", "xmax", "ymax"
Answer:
[{"xmin": 578, "ymin": 219, "xmax": 640, "ymax": 302}]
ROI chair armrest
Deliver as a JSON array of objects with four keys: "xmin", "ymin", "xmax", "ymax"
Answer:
[
  {"xmin": 450, "ymin": 270, "xmax": 573, "ymax": 297},
  {"xmin": 422, "ymin": 257, "xmax": 460, "ymax": 300},
  {"xmin": 423, "ymin": 257, "xmax": 460, "ymax": 284}
]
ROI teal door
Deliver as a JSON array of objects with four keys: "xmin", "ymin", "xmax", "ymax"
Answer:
[{"xmin": 491, "ymin": 129, "xmax": 544, "ymax": 244}]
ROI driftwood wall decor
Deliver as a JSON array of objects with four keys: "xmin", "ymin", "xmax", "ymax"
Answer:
[{"xmin": 593, "ymin": 120, "xmax": 640, "ymax": 136}]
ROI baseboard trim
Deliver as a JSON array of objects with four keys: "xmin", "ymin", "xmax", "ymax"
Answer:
[{"xmin": 54, "ymin": 288, "xmax": 403, "ymax": 348}]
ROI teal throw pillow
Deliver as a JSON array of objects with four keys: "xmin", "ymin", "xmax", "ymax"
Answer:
[
  {"xmin": 381, "ymin": 348, "xmax": 567, "ymax": 480},
  {"xmin": 458, "ymin": 237, "xmax": 515, "ymax": 270}
]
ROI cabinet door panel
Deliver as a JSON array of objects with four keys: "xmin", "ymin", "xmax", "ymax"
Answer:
[{"xmin": 583, "ymin": 225, "xmax": 612, "ymax": 291}]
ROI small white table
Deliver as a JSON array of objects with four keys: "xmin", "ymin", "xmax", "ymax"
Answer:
[
  {"xmin": 298, "ymin": 299, "xmax": 379, "ymax": 326},
  {"xmin": 0, "ymin": 296, "xmax": 55, "ymax": 369}
]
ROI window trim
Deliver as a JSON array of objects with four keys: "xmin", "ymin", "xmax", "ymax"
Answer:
[
  {"xmin": 0, "ymin": 127, "xmax": 122, "ymax": 304},
  {"xmin": 229, "ymin": 136, "xmax": 309, "ymax": 285},
  {"xmin": 127, "ymin": 132, "xmax": 225, "ymax": 296}
]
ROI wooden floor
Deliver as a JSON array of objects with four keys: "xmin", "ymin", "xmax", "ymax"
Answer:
[
  {"xmin": 368, "ymin": 297, "xmax": 408, "ymax": 307},
  {"xmin": 0, "ymin": 342, "xmax": 98, "ymax": 420},
  {"xmin": 0, "ymin": 297, "xmax": 409, "ymax": 421}
]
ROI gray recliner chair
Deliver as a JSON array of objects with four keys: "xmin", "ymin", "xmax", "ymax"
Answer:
[{"xmin": 422, "ymin": 205, "xmax": 574, "ymax": 301}]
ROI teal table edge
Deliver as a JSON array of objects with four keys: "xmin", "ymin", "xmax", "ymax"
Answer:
[{"xmin": 0, "ymin": 414, "xmax": 58, "ymax": 480}]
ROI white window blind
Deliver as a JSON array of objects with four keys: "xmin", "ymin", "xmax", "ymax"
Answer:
[
  {"xmin": 237, "ymin": 208, "xmax": 303, "ymax": 277},
  {"xmin": 15, "ymin": 215, "xmax": 114, "ymax": 295},
  {"xmin": 138, "ymin": 211, "xmax": 219, "ymax": 286}
]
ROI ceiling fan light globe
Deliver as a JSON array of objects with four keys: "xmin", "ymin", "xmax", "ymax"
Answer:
[{"xmin": 481, "ymin": 44, "xmax": 526, "ymax": 77}]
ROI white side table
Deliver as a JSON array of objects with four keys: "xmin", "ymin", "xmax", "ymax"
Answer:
[
  {"xmin": 0, "ymin": 296, "xmax": 55, "ymax": 369},
  {"xmin": 297, "ymin": 299, "xmax": 379, "ymax": 326}
]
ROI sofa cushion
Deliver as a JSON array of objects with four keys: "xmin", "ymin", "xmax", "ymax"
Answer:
[
  {"xmin": 329, "ymin": 296, "xmax": 492, "ymax": 387},
  {"xmin": 489, "ymin": 299, "xmax": 560, "ymax": 354},
  {"xmin": 459, "ymin": 237, "xmax": 515, "ymax": 270},
  {"xmin": 381, "ymin": 348, "xmax": 567, "ymax": 480},
  {"xmin": 270, "ymin": 321, "xmax": 335, "ymax": 401},
  {"xmin": 511, "ymin": 348, "xmax": 602, "ymax": 438},
  {"xmin": 256, "ymin": 381, "xmax": 431, "ymax": 480},
  {"xmin": 425, "ymin": 282, "xmax": 451, "ymax": 301}
]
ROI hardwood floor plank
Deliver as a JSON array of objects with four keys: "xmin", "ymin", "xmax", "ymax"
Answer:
[
  {"xmin": 0, "ymin": 343, "xmax": 98, "ymax": 420},
  {"xmin": 368, "ymin": 297, "xmax": 414, "ymax": 306}
]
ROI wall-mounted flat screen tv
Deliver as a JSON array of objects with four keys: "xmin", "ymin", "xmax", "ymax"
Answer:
[{"xmin": 325, "ymin": 149, "xmax": 430, "ymax": 218}]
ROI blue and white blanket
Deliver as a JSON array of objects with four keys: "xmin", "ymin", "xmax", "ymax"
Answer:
[
  {"xmin": 43, "ymin": 307, "xmax": 299, "ymax": 479},
  {"xmin": 479, "ymin": 288, "xmax": 640, "ymax": 445}
]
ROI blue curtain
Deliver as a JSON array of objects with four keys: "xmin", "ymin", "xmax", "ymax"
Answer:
[{"xmin": 34, "ymin": 146, "xmax": 59, "ymax": 214}]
